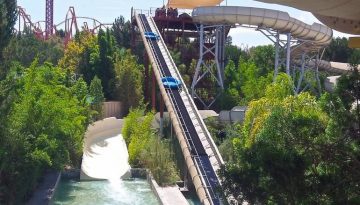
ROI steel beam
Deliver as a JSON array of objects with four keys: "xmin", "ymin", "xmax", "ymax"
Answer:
[
  {"xmin": 192, "ymin": 24, "xmax": 226, "ymax": 109},
  {"xmin": 45, "ymin": 0, "xmax": 54, "ymax": 39}
]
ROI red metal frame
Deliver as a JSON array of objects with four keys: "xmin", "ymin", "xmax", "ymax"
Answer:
[
  {"xmin": 17, "ymin": 5, "xmax": 110, "ymax": 46},
  {"xmin": 64, "ymin": 7, "xmax": 78, "ymax": 46},
  {"xmin": 17, "ymin": 6, "xmax": 44, "ymax": 39}
]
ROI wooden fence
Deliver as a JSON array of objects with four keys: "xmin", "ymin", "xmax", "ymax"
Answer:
[{"xmin": 102, "ymin": 101, "xmax": 124, "ymax": 119}]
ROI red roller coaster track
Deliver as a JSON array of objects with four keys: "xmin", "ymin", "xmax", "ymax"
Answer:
[{"xmin": 17, "ymin": 5, "xmax": 111, "ymax": 45}]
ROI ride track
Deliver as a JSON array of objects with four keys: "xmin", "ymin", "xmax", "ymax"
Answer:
[
  {"xmin": 136, "ymin": 13, "xmax": 225, "ymax": 205},
  {"xmin": 135, "ymin": 6, "xmax": 356, "ymax": 204},
  {"xmin": 16, "ymin": 6, "xmax": 111, "ymax": 44}
]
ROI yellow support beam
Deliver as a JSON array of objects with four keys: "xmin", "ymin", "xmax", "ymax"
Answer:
[{"xmin": 348, "ymin": 37, "xmax": 360, "ymax": 48}]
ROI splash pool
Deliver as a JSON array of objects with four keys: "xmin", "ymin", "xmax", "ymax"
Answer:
[{"xmin": 51, "ymin": 178, "xmax": 160, "ymax": 205}]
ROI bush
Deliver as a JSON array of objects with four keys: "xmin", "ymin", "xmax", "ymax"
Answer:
[
  {"xmin": 0, "ymin": 62, "xmax": 92, "ymax": 204},
  {"xmin": 89, "ymin": 75, "xmax": 105, "ymax": 120},
  {"xmin": 140, "ymin": 137, "xmax": 179, "ymax": 186},
  {"xmin": 122, "ymin": 109, "xmax": 179, "ymax": 185},
  {"xmin": 123, "ymin": 109, "xmax": 154, "ymax": 167}
]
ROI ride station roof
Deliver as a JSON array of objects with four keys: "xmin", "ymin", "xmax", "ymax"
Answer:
[{"xmin": 167, "ymin": 0, "xmax": 223, "ymax": 9}]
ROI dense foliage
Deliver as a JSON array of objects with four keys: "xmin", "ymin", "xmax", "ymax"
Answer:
[
  {"xmin": 122, "ymin": 108, "xmax": 179, "ymax": 185},
  {"xmin": 219, "ymin": 73, "xmax": 360, "ymax": 204},
  {"xmin": 113, "ymin": 50, "xmax": 143, "ymax": 113},
  {"xmin": 1, "ymin": 4, "xmax": 360, "ymax": 204},
  {"xmin": 89, "ymin": 76, "xmax": 105, "ymax": 120},
  {"xmin": 112, "ymin": 16, "xmax": 131, "ymax": 49},
  {"xmin": 0, "ymin": 0, "xmax": 17, "ymax": 60},
  {"xmin": 0, "ymin": 12, "xmax": 144, "ymax": 203},
  {"xmin": 0, "ymin": 62, "xmax": 95, "ymax": 204},
  {"xmin": 3, "ymin": 34, "xmax": 64, "ymax": 69},
  {"xmin": 323, "ymin": 37, "xmax": 354, "ymax": 63},
  {"xmin": 58, "ymin": 29, "xmax": 143, "ymax": 113}
]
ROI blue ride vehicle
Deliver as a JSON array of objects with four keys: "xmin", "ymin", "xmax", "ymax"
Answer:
[
  {"xmin": 144, "ymin": 32, "xmax": 160, "ymax": 40},
  {"xmin": 161, "ymin": 76, "xmax": 182, "ymax": 89}
]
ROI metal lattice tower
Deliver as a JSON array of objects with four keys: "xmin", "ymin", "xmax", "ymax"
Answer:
[
  {"xmin": 45, "ymin": 0, "xmax": 54, "ymax": 39},
  {"xmin": 191, "ymin": 24, "xmax": 226, "ymax": 109}
]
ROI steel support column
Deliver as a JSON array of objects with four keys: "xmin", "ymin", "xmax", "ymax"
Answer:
[
  {"xmin": 45, "ymin": 0, "xmax": 54, "ymax": 39},
  {"xmin": 259, "ymin": 28, "xmax": 294, "ymax": 80},
  {"xmin": 259, "ymin": 27, "xmax": 325, "ymax": 95},
  {"xmin": 274, "ymin": 32, "xmax": 280, "ymax": 80},
  {"xmin": 296, "ymin": 53, "xmax": 306, "ymax": 93},
  {"xmin": 293, "ymin": 51, "xmax": 324, "ymax": 95},
  {"xmin": 152, "ymin": 68, "xmax": 156, "ymax": 110},
  {"xmin": 144, "ymin": 52, "xmax": 150, "ymax": 103},
  {"xmin": 160, "ymin": 97, "xmax": 164, "ymax": 137},
  {"xmin": 286, "ymin": 33, "xmax": 291, "ymax": 75},
  {"xmin": 192, "ymin": 24, "xmax": 226, "ymax": 109}
]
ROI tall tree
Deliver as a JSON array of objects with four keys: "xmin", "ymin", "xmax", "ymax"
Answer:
[
  {"xmin": 0, "ymin": 61, "xmax": 92, "ymax": 204},
  {"xmin": 58, "ymin": 31, "xmax": 100, "ymax": 85},
  {"xmin": 249, "ymin": 45, "xmax": 275, "ymax": 76},
  {"xmin": 112, "ymin": 16, "xmax": 131, "ymax": 49},
  {"xmin": 89, "ymin": 76, "xmax": 105, "ymax": 120},
  {"xmin": 113, "ymin": 50, "xmax": 143, "ymax": 114},
  {"xmin": 2, "ymin": 34, "xmax": 64, "ymax": 68},
  {"xmin": 97, "ymin": 29, "xmax": 116, "ymax": 99},
  {"xmin": 0, "ymin": 0, "xmax": 17, "ymax": 59},
  {"xmin": 323, "ymin": 37, "xmax": 353, "ymax": 63}
]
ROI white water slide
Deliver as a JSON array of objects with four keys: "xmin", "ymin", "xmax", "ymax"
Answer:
[{"xmin": 192, "ymin": 6, "xmax": 352, "ymax": 74}]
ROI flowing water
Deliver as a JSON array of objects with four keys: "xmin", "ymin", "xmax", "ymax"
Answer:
[
  {"xmin": 52, "ymin": 118, "xmax": 159, "ymax": 204},
  {"xmin": 51, "ymin": 178, "xmax": 160, "ymax": 205}
]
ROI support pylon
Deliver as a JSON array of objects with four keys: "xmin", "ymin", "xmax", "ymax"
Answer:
[{"xmin": 45, "ymin": 0, "xmax": 54, "ymax": 39}]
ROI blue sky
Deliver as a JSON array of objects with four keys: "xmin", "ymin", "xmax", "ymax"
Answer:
[{"xmin": 17, "ymin": 0, "xmax": 351, "ymax": 46}]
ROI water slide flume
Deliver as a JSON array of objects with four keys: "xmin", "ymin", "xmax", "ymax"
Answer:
[
  {"xmin": 192, "ymin": 6, "xmax": 351, "ymax": 74},
  {"xmin": 80, "ymin": 117, "xmax": 131, "ymax": 180}
]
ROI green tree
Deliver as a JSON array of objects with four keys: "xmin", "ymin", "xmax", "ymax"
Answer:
[
  {"xmin": 112, "ymin": 16, "xmax": 131, "ymax": 49},
  {"xmin": 249, "ymin": 45, "xmax": 275, "ymax": 76},
  {"xmin": 114, "ymin": 50, "xmax": 143, "ymax": 113},
  {"xmin": 221, "ymin": 90, "xmax": 330, "ymax": 204},
  {"xmin": 220, "ymin": 72, "xmax": 360, "ymax": 204},
  {"xmin": 2, "ymin": 34, "xmax": 64, "ymax": 68},
  {"xmin": 0, "ymin": 61, "xmax": 91, "ymax": 204},
  {"xmin": 225, "ymin": 45, "xmax": 249, "ymax": 67},
  {"xmin": 122, "ymin": 108, "xmax": 179, "ymax": 185},
  {"xmin": 323, "ymin": 37, "xmax": 353, "ymax": 63},
  {"xmin": 0, "ymin": 0, "xmax": 17, "ymax": 59},
  {"xmin": 317, "ymin": 62, "xmax": 360, "ymax": 204},
  {"xmin": 140, "ymin": 137, "xmax": 179, "ymax": 186},
  {"xmin": 240, "ymin": 61, "xmax": 273, "ymax": 103},
  {"xmin": 97, "ymin": 29, "xmax": 116, "ymax": 98},
  {"xmin": 59, "ymin": 31, "xmax": 100, "ymax": 83},
  {"xmin": 89, "ymin": 75, "xmax": 105, "ymax": 120},
  {"xmin": 122, "ymin": 109, "xmax": 154, "ymax": 166}
]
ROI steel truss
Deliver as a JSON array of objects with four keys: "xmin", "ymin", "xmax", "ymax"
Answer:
[
  {"xmin": 191, "ymin": 24, "xmax": 226, "ymax": 109},
  {"xmin": 292, "ymin": 51, "xmax": 325, "ymax": 96},
  {"xmin": 258, "ymin": 27, "xmax": 325, "ymax": 96},
  {"xmin": 45, "ymin": 0, "xmax": 54, "ymax": 39}
]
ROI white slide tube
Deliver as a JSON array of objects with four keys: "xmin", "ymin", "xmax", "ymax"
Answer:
[
  {"xmin": 192, "ymin": 6, "xmax": 333, "ymax": 46},
  {"xmin": 192, "ymin": 6, "xmax": 353, "ymax": 74}
]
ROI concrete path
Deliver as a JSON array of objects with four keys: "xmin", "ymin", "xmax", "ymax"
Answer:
[{"xmin": 156, "ymin": 186, "xmax": 189, "ymax": 205}]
